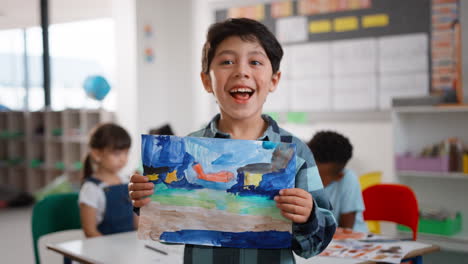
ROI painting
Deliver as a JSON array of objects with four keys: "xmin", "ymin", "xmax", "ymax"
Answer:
[{"xmin": 137, "ymin": 135, "xmax": 296, "ymax": 248}]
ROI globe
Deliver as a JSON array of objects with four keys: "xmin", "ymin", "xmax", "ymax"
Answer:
[{"xmin": 83, "ymin": 75, "xmax": 111, "ymax": 101}]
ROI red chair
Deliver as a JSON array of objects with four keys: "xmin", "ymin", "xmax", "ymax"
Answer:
[{"xmin": 362, "ymin": 183, "xmax": 419, "ymax": 241}]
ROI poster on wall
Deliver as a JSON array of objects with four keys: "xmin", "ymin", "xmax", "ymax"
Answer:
[{"xmin": 215, "ymin": 0, "xmax": 461, "ymax": 111}]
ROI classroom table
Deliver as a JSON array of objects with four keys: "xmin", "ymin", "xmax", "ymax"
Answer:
[{"xmin": 47, "ymin": 231, "xmax": 439, "ymax": 264}]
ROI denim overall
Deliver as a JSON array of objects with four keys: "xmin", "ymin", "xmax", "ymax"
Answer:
[{"xmin": 86, "ymin": 177, "xmax": 134, "ymax": 235}]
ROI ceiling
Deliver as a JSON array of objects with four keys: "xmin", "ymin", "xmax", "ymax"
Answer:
[{"xmin": 0, "ymin": 0, "xmax": 112, "ymax": 30}]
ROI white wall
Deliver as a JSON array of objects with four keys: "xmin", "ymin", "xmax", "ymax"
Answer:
[
  {"xmin": 281, "ymin": 121, "xmax": 395, "ymax": 181},
  {"xmin": 0, "ymin": 0, "xmax": 112, "ymax": 30}
]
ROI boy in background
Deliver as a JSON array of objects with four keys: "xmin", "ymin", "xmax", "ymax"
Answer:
[
  {"xmin": 129, "ymin": 18, "xmax": 336, "ymax": 263},
  {"xmin": 308, "ymin": 131, "xmax": 367, "ymax": 232}
]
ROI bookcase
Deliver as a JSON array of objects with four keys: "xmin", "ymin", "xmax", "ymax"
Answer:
[
  {"xmin": 393, "ymin": 106, "xmax": 468, "ymax": 252},
  {"xmin": 0, "ymin": 109, "xmax": 114, "ymax": 193}
]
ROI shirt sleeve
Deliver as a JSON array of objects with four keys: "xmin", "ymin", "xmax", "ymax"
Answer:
[
  {"xmin": 79, "ymin": 182, "xmax": 103, "ymax": 209},
  {"xmin": 340, "ymin": 169, "xmax": 365, "ymax": 214},
  {"xmin": 291, "ymin": 143, "xmax": 337, "ymax": 259}
]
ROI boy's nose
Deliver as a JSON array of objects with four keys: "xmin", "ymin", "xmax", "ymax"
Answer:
[{"xmin": 234, "ymin": 63, "xmax": 250, "ymax": 79}]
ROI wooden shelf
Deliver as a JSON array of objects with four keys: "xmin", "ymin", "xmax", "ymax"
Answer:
[
  {"xmin": 0, "ymin": 110, "xmax": 114, "ymax": 193},
  {"xmin": 398, "ymin": 171, "xmax": 468, "ymax": 180}
]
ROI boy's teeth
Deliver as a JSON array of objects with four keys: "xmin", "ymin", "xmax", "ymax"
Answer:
[{"xmin": 231, "ymin": 88, "xmax": 253, "ymax": 93}]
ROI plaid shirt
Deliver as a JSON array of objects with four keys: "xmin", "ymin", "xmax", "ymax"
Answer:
[{"xmin": 182, "ymin": 114, "xmax": 337, "ymax": 264}]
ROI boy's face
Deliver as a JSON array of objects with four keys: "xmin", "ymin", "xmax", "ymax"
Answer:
[
  {"xmin": 316, "ymin": 162, "xmax": 345, "ymax": 187},
  {"xmin": 201, "ymin": 36, "xmax": 281, "ymax": 121}
]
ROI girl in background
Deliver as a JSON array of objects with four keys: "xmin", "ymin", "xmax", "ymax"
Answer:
[{"xmin": 79, "ymin": 123, "xmax": 136, "ymax": 237}]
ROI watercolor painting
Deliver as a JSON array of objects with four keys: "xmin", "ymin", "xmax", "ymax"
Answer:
[{"xmin": 137, "ymin": 135, "xmax": 296, "ymax": 249}]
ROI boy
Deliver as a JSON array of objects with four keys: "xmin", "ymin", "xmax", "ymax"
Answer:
[
  {"xmin": 307, "ymin": 131, "xmax": 367, "ymax": 232},
  {"xmin": 129, "ymin": 18, "xmax": 336, "ymax": 263}
]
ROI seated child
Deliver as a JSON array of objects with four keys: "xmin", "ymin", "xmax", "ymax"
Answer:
[
  {"xmin": 79, "ymin": 123, "xmax": 137, "ymax": 237},
  {"xmin": 128, "ymin": 18, "xmax": 336, "ymax": 263},
  {"xmin": 308, "ymin": 131, "xmax": 367, "ymax": 232}
]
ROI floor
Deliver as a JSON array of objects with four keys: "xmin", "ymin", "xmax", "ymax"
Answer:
[{"xmin": 0, "ymin": 205, "xmax": 35, "ymax": 263}]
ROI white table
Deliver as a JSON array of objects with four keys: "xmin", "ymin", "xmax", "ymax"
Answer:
[{"xmin": 47, "ymin": 231, "xmax": 439, "ymax": 264}]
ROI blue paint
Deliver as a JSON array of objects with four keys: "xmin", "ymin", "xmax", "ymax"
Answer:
[
  {"xmin": 160, "ymin": 230, "xmax": 291, "ymax": 249},
  {"xmin": 211, "ymin": 152, "xmax": 235, "ymax": 165},
  {"xmin": 262, "ymin": 141, "xmax": 278, "ymax": 149},
  {"xmin": 227, "ymin": 145, "xmax": 296, "ymax": 198}
]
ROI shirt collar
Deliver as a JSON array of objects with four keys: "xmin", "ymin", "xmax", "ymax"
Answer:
[{"xmin": 204, "ymin": 114, "xmax": 281, "ymax": 142}]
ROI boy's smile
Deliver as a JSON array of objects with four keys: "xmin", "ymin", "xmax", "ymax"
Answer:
[{"xmin": 201, "ymin": 36, "xmax": 280, "ymax": 122}]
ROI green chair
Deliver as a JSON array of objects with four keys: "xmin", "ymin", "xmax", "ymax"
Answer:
[{"xmin": 31, "ymin": 193, "xmax": 81, "ymax": 264}]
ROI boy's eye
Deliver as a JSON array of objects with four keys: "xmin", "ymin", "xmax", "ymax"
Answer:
[
  {"xmin": 250, "ymin": 60, "xmax": 262, "ymax": 66},
  {"xmin": 221, "ymin": 60, "xmax": 234, "ymax": 65}
]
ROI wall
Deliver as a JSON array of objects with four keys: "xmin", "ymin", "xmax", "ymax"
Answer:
[{"xmin": 0, "ymin": 0, "xmax": 112, "ymax": 30}]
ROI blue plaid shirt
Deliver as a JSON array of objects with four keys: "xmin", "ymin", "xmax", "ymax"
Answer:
[{"xmin": 182, "ymin": 114, "xmax": 336, "ymax": 264}]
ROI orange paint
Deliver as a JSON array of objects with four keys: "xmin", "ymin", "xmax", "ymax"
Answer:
[{"xmin": 192, "ymin": 163, "xmax": 234, "ymax": 183}]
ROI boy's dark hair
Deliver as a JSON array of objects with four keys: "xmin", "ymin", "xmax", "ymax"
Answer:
[
  {"xmin": 149, "ymin": 123, "xmax": 174, "ymax": 136},
  {"xmin": 307, "ymin": 131, "xmax": 353, "ymax": 165},
  {"xmin": 201, "ymin": 18, "xmax": 283, "ymax": 74},
  {"xmin": 82, "ymin": 123, "xmax": 131, "ymax": 182}
]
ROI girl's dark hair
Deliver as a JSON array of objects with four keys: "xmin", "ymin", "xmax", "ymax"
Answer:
[
  {"xmin": 307, "ymin": 131, "xmax": 353, "ymax": 165},
  {"xmin": 201, "ymin": 18, "xmax": 283, "ymax": 74},
  {"xmin": 82, "ymin": 123, "xmax": 131, "ymax": 182}
]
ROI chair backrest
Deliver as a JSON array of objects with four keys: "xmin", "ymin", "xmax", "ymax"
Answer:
[
  {"xmin": 359, "ymin": 171, "xmax": 382, "ymax": 190},
  {"xmin": 362, "ymin": 184, "xmax": 419, "ymax": 240},
  {"xmin": 31, "ymin": 193, "xmax": 81, "ymax": 264}
]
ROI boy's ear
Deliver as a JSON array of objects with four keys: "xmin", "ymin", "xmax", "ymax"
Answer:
[
  {"xmin": 200, "ymin": 72, "xmax": 213, "ymax": 93},
  {"xmin": 337, "ymin": 171, "xmax": 345, "ymax": 181},
  {"xmin": 269, "ymin": 71, "xmax": 281, "ymax": 93}
]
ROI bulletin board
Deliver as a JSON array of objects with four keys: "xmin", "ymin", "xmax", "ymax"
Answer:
[{"xmin": 215, "ymin": 0, "xmax": 460, "ymax": 114}]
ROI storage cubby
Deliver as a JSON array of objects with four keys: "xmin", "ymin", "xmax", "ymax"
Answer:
[
  {"xmin": 86, "ymin": 112, "xmax": 100, "ymax": 131},
  {"xmin": 0, "ymin": 168, "xmax": 8, "ymax": 186},
  {"xmin": 8, "ymin": 167, "xmax": 27, "ymax": 190},
  {"xmin": 7, "ymin": 111, "xmax": 25, "ymax": 139},
  {"xmin": 63, "ymin": 109, "xmax": 84, "ymax": 142},
  {"xmin": 27, "ymin": 169, "xmax": 47, "ymax": 192},
  {"xmin": 0, "ymin": 109, "xmax": 114, "ymax": 192},
  {"xmin": 64, "ymin": 142, "xmax": 83, "ymax": 172},
  {"xmin": 45, "ymin": 111, "xmax": 63, "ymax": 139},
  {"xmin": 29, "ymin": 111, "xmax": 45, "ymax": 139},
  {"xmin": 393, "ymin": 106, "xmax": 468, "ymax": 253}
]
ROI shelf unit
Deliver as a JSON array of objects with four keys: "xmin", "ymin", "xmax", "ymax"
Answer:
[
  {"xmin": 0, "ymin": 109, "xmax": 114, "ymax": 193},
  {"xmin": 392, "ymin": 106, "xmax": 468, "ymax": 252}
]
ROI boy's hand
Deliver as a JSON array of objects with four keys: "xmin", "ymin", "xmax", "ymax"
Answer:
[
  {"xmin": 274, "ymin": 188, "xmax": 313, "ymax": 224},
  {"xmin": 128, "ymin": 173, "xmax": 154, "ymax": 208}
]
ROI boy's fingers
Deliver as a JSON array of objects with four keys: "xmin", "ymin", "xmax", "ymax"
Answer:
[
  {"xmin": 281, "ymin": 211, "xmax": 308, "ymax": 224},
  {"xmin": 132, "ymin": 197, "xmax": 151, "ymax": 208},
  {"xmin": 279, "ymin": 188, "xmax": 311, "ymax": 199},
  {"xmin": 130, "ymin": 174, "xmax": 149, "ymax": 183},
  {"xmin": 128, "ymin": 182, "xmax": 154, "ymax": 192},
  {"xmin": 129, "ymin": 190, "xmax": 154, "ymax": 200},
  {"xmin": 275, "ymin": 195, "xmax": 309, "ymax": 207},
  {"xmin": 276, "ymin": 203, "xmax": 309, "ymax": 216}
]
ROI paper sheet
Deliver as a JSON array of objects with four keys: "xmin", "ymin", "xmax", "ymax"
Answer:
[
  {"xmin": 332, "ymin": 75, "xmax": 377, "ymax": 110},
  {"xmin": 290, "ymin": 42, "xmax": 331, "ymax": 79},
  {"xmin": 379, "ymin": 33, "xmax": 429, "ymax": 73},
  {"xmin": 139, "ymin": 135, "xmax": 296, "ymax": 249},
  {"xmin": 276, "ymin": 16, "xmax": 308, "ymax": 43},
  {"xmin": 332, "ymin": 38, "xmax": 377, "ymax": 76},
  {"xmin": 290, "ymin": 78, "xmax": 331, "ymax": 111},
  {"xmin": 379, "ymin": 72, "xmax": 429, "ymax": 109}
]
